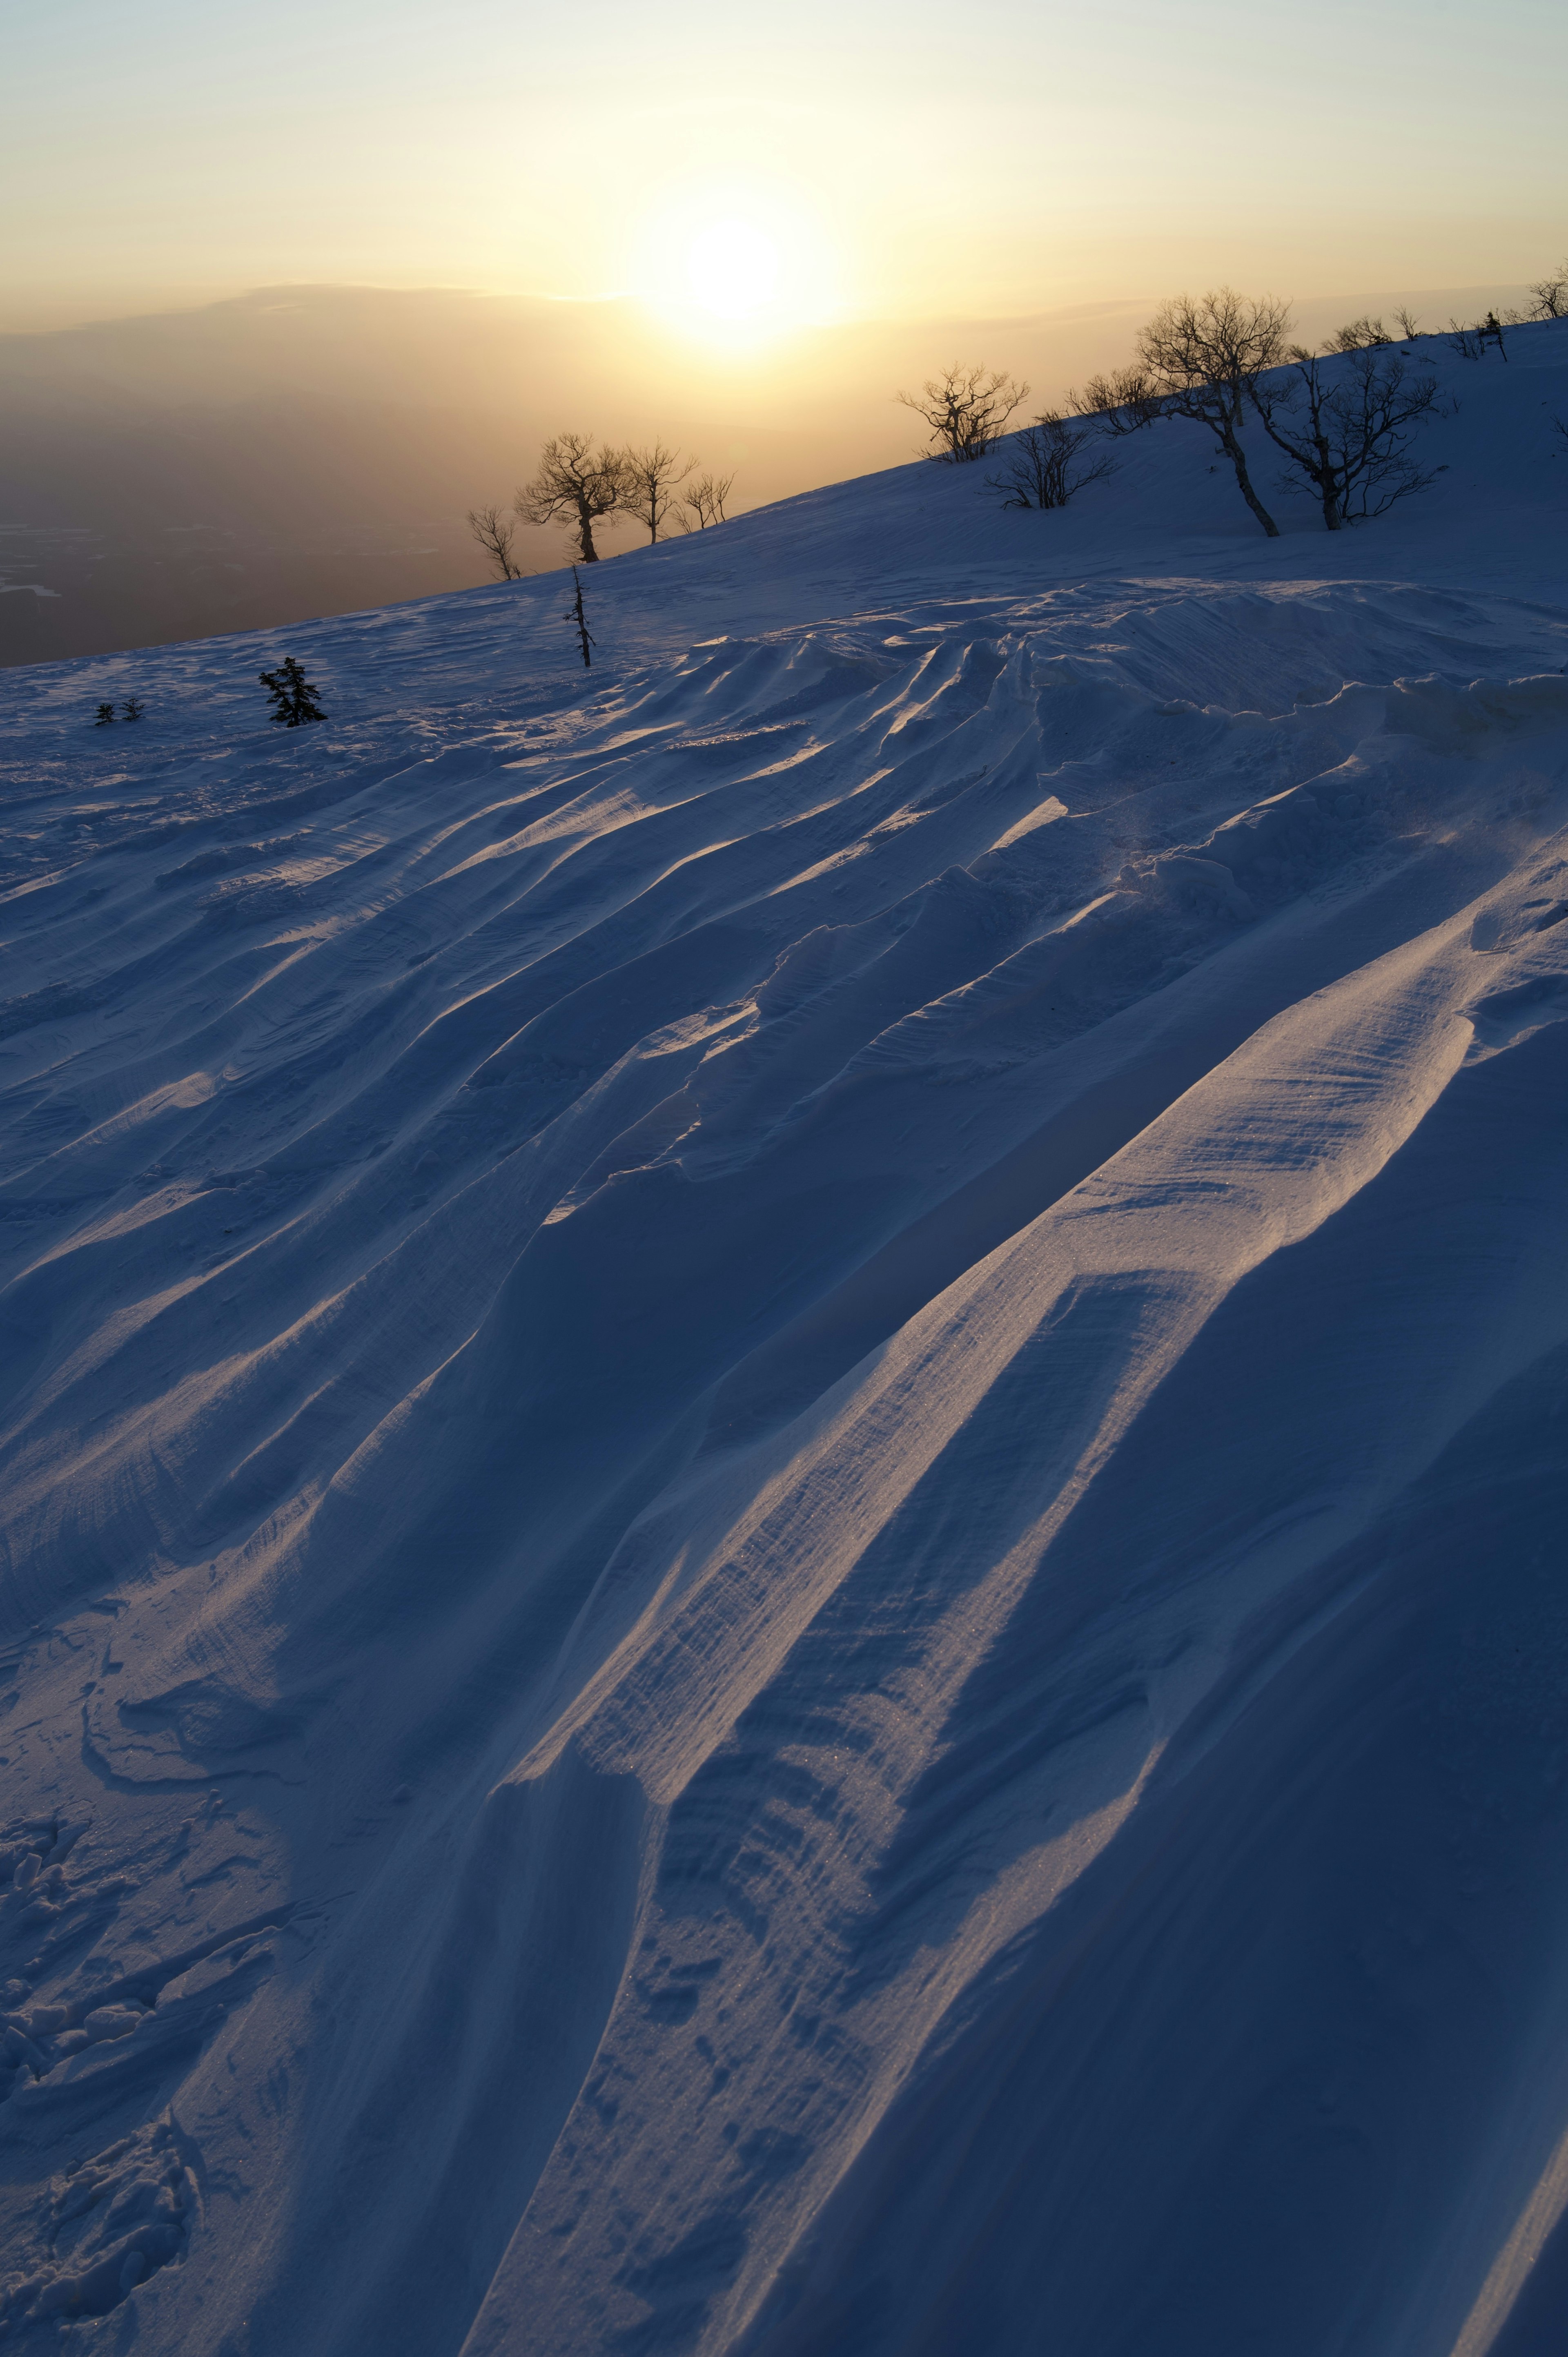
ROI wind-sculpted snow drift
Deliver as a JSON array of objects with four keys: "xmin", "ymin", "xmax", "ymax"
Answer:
[{"xmin": 2, "ymin": 324, "xmax": 1568, "ymax": 2356}]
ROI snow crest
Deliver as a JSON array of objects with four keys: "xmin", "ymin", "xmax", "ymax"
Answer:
[{"xmin": 3, "ymin": 334, "xmax": 1568, "ymax": 2357}]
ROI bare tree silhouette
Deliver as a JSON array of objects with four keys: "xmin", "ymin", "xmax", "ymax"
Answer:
[
  {"xmin": 623, "ymin": 443, "xmax": 693, "ymax": 543},
  {"xmin": 515, "ymin": 434, "xmax": 628, "ymax": 563},
  {"xmin": 467, "ymin": 503, "xmax": 522, "ymax": 580},
  {"xmin": 1251, "ymin": 347, "xmax": 1444, "ymax": 531},
  {"xmin": 988, "ymin": 413, "xmax": 1116, "ymax": 509},
  {"xmin": 679, "ymin": 471, "xmax": 736, "ymax": 531},
  {"xmin": 1075, "ymin": 367, "xmax": 1165, "ymax": 435},
  {"xmin": 896, "ymin": 364, "xmax": 1029, "ymax": 462},
  {"xmin": 1528, "ymin": 262, "xmax": 1568, "ymax": 320},
  {"xmin": 1321, "ymin": 316, "xmax": 1392, "ymax": 354},
  {"xmin": 1135, "ymin": 289, "xmax": 1292, "ymax": 536}
]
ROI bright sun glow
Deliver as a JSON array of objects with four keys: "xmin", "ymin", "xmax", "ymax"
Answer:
[
  {"xmin": 630, "ymin": 183, "xmax": 842, "ymax": 347},
  {"xmin": 685, "ymin": 220, "xmax": 781, "ymax": 321}
]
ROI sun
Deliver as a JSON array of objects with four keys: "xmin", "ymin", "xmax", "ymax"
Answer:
[
  {"xmin": 630, "ymin": 183, "xmax": 840, "ymax": 346},
  {"xmin": 685, "ymin": 219, "xmax": 782, "ymax": 323}
]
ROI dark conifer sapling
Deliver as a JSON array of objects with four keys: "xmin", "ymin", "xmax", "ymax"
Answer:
[
  {"xmin": 94, "ymin": 702, "xmax": 115, "ymax": 726},
  {"xmin": 567, "ymin": 567, "xmax": 595, "ymax": 669},
  {"xmin": 258, "ymin": 656, "xmax": 327, "ymax": 726},
  {"xmin": 122, "ymin": 696, "xmax": 146, "ymax": 722}
]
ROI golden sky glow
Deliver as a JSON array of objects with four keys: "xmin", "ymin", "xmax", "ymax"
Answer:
[{"xmin": 5, "ymin": 0, "xmax": 1566, "ymax": 334}]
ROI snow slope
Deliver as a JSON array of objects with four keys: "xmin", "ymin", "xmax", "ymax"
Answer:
[{"xmin": 1, "ymin": 322, "xmax": 1567, "ymax": 2357}]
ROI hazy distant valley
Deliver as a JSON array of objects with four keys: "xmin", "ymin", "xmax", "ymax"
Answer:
[{"xmin": 0, "ymin": 277, "xmax": 1537, "ymax": 666}]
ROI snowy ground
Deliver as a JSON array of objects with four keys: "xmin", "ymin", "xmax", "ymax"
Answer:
[{"xmin": 1, "ymin": 322, "xmax": 1567, "ymax": 2357}]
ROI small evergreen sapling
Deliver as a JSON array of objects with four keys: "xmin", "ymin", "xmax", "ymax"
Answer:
[
  {"xmin": 94, "ymin": 702, "xmax": 115, "ymax": 726},
  {"xmin": 258, "ymin": 656, "xmax": 327, "ymax": 726},
  {"xmin": 122, "ymin": 696, "xmax": 146, "ymax": 722},
  {"xmin": 566, "ymin": 566, "xmax": 595, "ymax": 669}
]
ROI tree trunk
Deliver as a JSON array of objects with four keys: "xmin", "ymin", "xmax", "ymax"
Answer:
[
  {"xmin": 577, "ymin": 498, "xmax": 599, "ymax": 562},
  {"xmin": 1221, "ymin": 423, "xmax": 1280, "ymax": 537},
  {"xmin": 1311, "ymin": 435, "xmax": 1339, "ymax": 530}
]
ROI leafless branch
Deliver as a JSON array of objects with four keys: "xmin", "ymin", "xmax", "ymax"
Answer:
[
  {"xmin": 1528, "ymin": 263, "xmax": 1568, "ymax": 320},
  {"xmin": 1074, "ymin": 367, "xmax": 1166, "ymax": 436},
  {"xmin": 678, "ymin": 471, "xmax": 735, "ymax": 531},
  {"xmin": 987, "ymin": 413, "xmax": 1116, "ymax": 509},
  {"xmin": 622, "ymin": 442, "xmax": 693, "ymax": 543},
  {"xmin": 1321, "ymin": 316, "xmax": 1392, "ymax": 355},
  {"xmin": 1447, "ymin": 312, "xmax": 1509, "ymax": 361},
  {"xmin": 466, "ymin": 502, "xmax": 522, "ymax": 581},
  {"xmin": 515, "ymin": 433, "xmax": 629, "ymax": 563},
  {"xmin": 1135, "ymin": 288, "xmax": 1293, "ymax": 536},
  {"xmin": 895, "ymin": 364, "xmax": 1029, "ymax": 463},
  {"xmin": 1250, "ymin": 347, "xmax": 1444, "ymax": 529}
]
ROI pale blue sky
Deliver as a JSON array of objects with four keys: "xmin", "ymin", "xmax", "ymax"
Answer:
[{"xmin": 7, "ymin": 0, "xmax": 1565, "ymax": 330}]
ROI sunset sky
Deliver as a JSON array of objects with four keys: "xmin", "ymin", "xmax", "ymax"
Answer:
[{"xmin": 8, "ymin": 0, "xmax": 1565, "ymax": 335}]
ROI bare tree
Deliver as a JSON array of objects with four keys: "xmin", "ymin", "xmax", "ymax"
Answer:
[
  {"xmin": 515, "ymin": 433, "xmax": 627, "ymax": 563},
  {"xmin": 1553, "ymin": 414, "xmax": 1568, "ymax": 453},
  {"xmin": 988, "ymin": 413, "xmax": 1116, "ymax": 509},
  {"xmin": 1394, "ymin": 307, "xmax": 1421, "ymax": 341},
  {"xmin": 1250, "ymin": 347, "xmax": 1444, "ymax": 531},
  {"xmin": 467, "ymin": 502, "xmax": 522, "ymax": 580},
  {"xmin": 1528, "ymin": 262, "xmax": 1568, "ymax": 320},
  {"xmin": 1135, "ymin": 289, "xmax": 1293, "ymax": 536},
  {"xmin": 1449, "ymin": 312, "xmax": 1510, "ymax": 360},
  {"xmin": 1074, "ymin": 366, "xmax": 1165, "ymax": 435},
  {"xmin": 678, "ymin": 471, "xmax": 735, "ymax": 531},
  {"xmin": 622, "ymin": 442, "xmax": 693, "ymax": 543},
  {"xmin": 896, "ymin": 363, "xmax": 1029, "ymax": 463},
  {"xmin": 1322, "ymin": 315, "xmax": 1392, "ymax": 354}
]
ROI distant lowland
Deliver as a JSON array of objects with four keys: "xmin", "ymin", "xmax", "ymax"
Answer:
[{"xmin": 0, "ymin": 278, "xmax": 1535, "ymax": 666}]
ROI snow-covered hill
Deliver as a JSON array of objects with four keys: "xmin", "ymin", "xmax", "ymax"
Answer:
[{"xmin": 1, "ymin": 322, "xmax": 1567, "ymax": 2357}]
